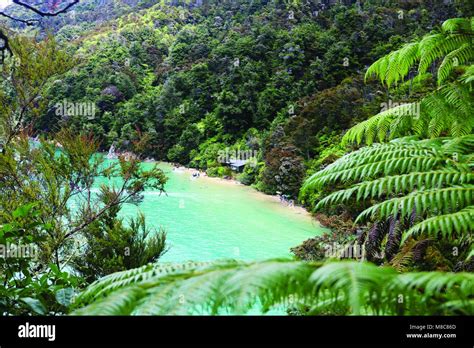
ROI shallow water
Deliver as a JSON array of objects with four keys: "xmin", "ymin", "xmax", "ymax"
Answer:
[{"xmin": 97, "ymin": 160, "xmax": 325, "ymax": 262}]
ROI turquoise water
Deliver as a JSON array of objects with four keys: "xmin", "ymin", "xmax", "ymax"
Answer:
[{"xmin": 97, "ymin": 161, "xmax": 325, "ymax": 262}]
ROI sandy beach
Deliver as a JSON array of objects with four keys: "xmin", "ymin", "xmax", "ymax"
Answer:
[{"xmin": 164, "ymin": 162, "xmax": 316, "ymax": 222}]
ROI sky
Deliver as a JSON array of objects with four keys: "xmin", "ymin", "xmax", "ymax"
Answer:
[{"xmin": 0, "ymin": 0, "xmax": 12, "ymax": 10}]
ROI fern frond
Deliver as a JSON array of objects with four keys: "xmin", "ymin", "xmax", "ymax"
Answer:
[
  {"xmin": 418, "ymin": 33, "xmax": 472, "ymax": 75},
  {"xmin": 402, "ymin": 206, "xmax": 474, "ymax": 241},
  {"xmin": 72, "ymin": 260, "xmax": 474, "ymax": 315},
  {"xmin": 342, "ymin": 103, "xmax": 421, "ymax": 145},
  {"xmin": 461, "ymin": 64, "xmax": 474, "ymax": 84},
  {"xmin": 441, "ymin": 18, "xmax": 472, "ymax": 33},
  {"xmin": 304, "ymin": 140, "xmax": 446, "ymax": 191},
  {"xmin": 365, "ymin": 17, "xmax": 473, "ymax": 86},
  {"xmin": 343, "ymin": 83, "xmax": 473, "ymax": 146},
  {"xmin": 438, "ymin": 43, "xmax": 474, "ymax": 85},
  {"xmin": 365, "ymin": 42, "xmax": 420, "ymax": 86},
  {"xmin": 467, "ymin": 247, "xmax": 474, "ymax": 261},
  {"xmin": 356, "ymin": 186, "xmax": 474, "ymax": 223},
  {"xmin": 74, "ymin": 287, "xmax": 146, "ymax": 315},
  {"xmin": 76, "ymin": 261, "xmax": 215, "ymax": 304},
  {"xmin": 389, "ymin": 238, "xmax": 421, "ymax": 272},
  {"xmin": 316, "ymin": 171, "xmax": 473, "ymax": 210},
  {"xmin": 309, "ymin": 261, "xmax": 395, "ymax": 314}
]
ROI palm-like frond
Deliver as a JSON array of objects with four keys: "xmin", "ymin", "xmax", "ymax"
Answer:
[
  {"xmin": 342, "ymin": 103, "xmax": 420, "ymax": 145},
  {"xmin": 365, "ymin": 18, "xmax": 474, "ymax": 87},
  {"xmin": 303, "ymin": 136, "xmax": 473, "ymax": 191},
  {"xmin": 342, "ymin": 82, "xmax": 473, "ymax": 145},
  {"xmin": 461, "ymin": 64, "xmax": 474, "ymax": 84},
  {"xmin": 316, "ymin": 171, "xmax": 473, "ymax": 210},
  {"xmin": 356, "ymin": 18, "xmax": 474, "ymax": 145},
  {"xmin": 467, "ymin": 247, "xmax": 474, "ymax": 261},
  {"xmin": 303, "ymin": 136, "xmax": 473, "ymax": 255},
  {"xmin": 389, "ymin": 238, "xmax": 432, "ymax": 272},
  {"xmin": 356, "ymin": 185, "xmax": 473, "ymax": 222},
  {"xmin": 76, "ymin": 261, "xmax": 215, "ymax": 304},
  {"xmin": 418, "ymin": 33, "xmax": 472, "ymax": 82},
  {"xmin": 402, "ymin": 206, "xmax": 474, "ymax": 242},
  {"xmin": 437, "ymin": 43, "xmax": 474, "ymax": 84},
  {"xmin": 72, "ymin": 260, "xmax": 474, "ymax": 315},
  {"xmin": 365, "ymin": 42, "xmax": 420, "ymax": 87},
  {"xmin": 441, "ymin": 17, "xmax": 473, "ymax": 33}
]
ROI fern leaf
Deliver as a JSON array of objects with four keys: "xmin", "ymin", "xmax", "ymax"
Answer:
[{"xmin": 402, "ymin": 206, "xmax": 474, "ymax": 241}]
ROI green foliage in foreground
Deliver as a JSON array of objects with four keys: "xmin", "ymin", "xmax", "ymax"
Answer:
[
  {"xmin": 365, "ymin": 17, "xmax": 474, "ymax": 87},
  {"xmin": 303, "ymin": 135, "xmax": 474, "ymax": 244},
  {"xmin": 0, "ymin": 36, "xmax": 170, "ymax": 315},
  {"xmin": 346, "ymin": 17, "xmax": 474, "ymax": 145},
  {"xmin": 342, "ymin": 80, "xmax": 474, "ymax": 144},
  {"xmin": 71, "ymin": 259, "xmax": 474, "ymax": 315},
  {"xmin": 302, "ymin": 16, "xmax": 474, "ymax": 268}
]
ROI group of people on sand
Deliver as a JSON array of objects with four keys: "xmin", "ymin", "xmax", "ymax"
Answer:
[
  {"xmin": 276, "ymin": 191, "xmax": 294, "ymax": 207},
  {"xmin": 172, "ymin": 164, "xmax": 206, "ymax": 180},
  {"xmin": 172, "ymin": 165, "xmax": 185, "ymax": 172}
]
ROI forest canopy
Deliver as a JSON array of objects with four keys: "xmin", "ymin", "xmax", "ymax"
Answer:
[{"xmin": 0, "ymin": 0, "xmax": 472, "ymax": 318}]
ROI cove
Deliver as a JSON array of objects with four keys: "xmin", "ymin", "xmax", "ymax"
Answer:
[{"xmin": 96, "ymin": 160, "xmax": 326, "ymax": 262}]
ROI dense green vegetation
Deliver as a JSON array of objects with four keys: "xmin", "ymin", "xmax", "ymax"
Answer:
[
  {"xmin": 35, "ymin": 0, "xmax": 470, "ymax": 198},
  {"xmin": 69, "ymin": 15, "xmax": 474, "ymax": 315},
  {"xmin": 303, "ymin": 17, "xmax": 474, "ymax": 271},
  {"xmin": 0, "ymin": 36, "xmax": 169, "ymax": 314},
  {"xmin": 0, "ymin": 0, "xmax": 473, "ymax": 316},
  {"xmin": 72, "ymin": 259, "xmax": 474, "ymax": 315}
]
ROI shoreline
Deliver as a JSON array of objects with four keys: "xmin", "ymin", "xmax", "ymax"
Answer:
[
  {"xmin": 101, "ymin": 153, "xmax": 320, "ymax": 226},
  {"xmin": 161, "ymin": 162, "xmax": 318, "ymax": 223}
]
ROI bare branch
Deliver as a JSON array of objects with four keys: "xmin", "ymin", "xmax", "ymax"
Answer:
[
  {"xmin": 12, "ymin": 0, "xmax": 80, "ymax": 17},
  {"xmin": 0, "ymin": 1, "xmax": 80, "ymax": 63},
  {"xmin": 0, "ymin": 30, "xmax": 12, "ymax": 64},
  {"xmin": 0, "ymin": 30, "xmax": 12, "ymax": 53},
  {"xmin": 0, "ymin": 11, "xmax": 39, "ymax": 25}
]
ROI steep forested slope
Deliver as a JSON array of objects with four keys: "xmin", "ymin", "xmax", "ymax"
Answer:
[
  {"xmin": 21, "ymin": 0, "xmax": 472, "ymax": 200},
  {"xmin": 1, "ymin": 0, "xmax": 473, "ymax": 317}
]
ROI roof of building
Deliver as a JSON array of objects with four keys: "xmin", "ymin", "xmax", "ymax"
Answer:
[{"xmin": 227, "ymin": 159, "xmax": 247, "ymax": 168}]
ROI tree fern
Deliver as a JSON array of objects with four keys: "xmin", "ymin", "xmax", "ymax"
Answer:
[
  {"xmin": 342, "ymin": 82, "xmax": 473, "ymax": 145},
  {"xmin": 402, "ymin": 206, "xmax": 474, "ymax": 242},
  {"xmin": 356, "ymin": 185, "xmax": 473, "ymax": 222},
  {"xmin": 76, "ymin": 261, "xmax": 215, "ymax": 304},
  {"xmin": 365, "ymin": 18, "xmax": 474, "ymax": 87},
  {"xmin": 342, "ymin": 103, "xmax": 420, "ymax": 145},
  {"xmin": 461, "ymin": 64, "xmax": 474, "ymax": 84},
  {"xmin": 437, "ymin": 43, "xmax": 473, "ymax": 84},
  {"xmin": 316, "ymin": 171, "xmax": 473, "ymax": 210},
  {"xmin": 72, "ymin": 260, "xmax": 474, "ymax": 315},
  {"xmin": 389, "ymin": 238, "xmax": 426, "ymax": 272},
  {"xmin": 441, "ymin": 17, "xmax": 473, "ymax": 33},
  {"xmin": 365, "ymin": 42, "xmax": 420, "ymax": 87},
  {"xmin": 304, "ymin": 136, "xmax": 472, "ymax": 191},
  {"xmin": 303, "ymin": 135, "xmax": 473, "ymax": 262},
  {"xmin": 358, "ymin": 18, "xmax": 473, "ymax": 146}
]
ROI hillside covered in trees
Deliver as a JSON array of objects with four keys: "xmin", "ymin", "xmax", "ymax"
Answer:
[
  {"xmin": 0, "ymin": 0, "xmax": 473, "ymax": 319},
  {"xmin": 15, "ymin": 0, "xmax": 470, "ymax": 199}
]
